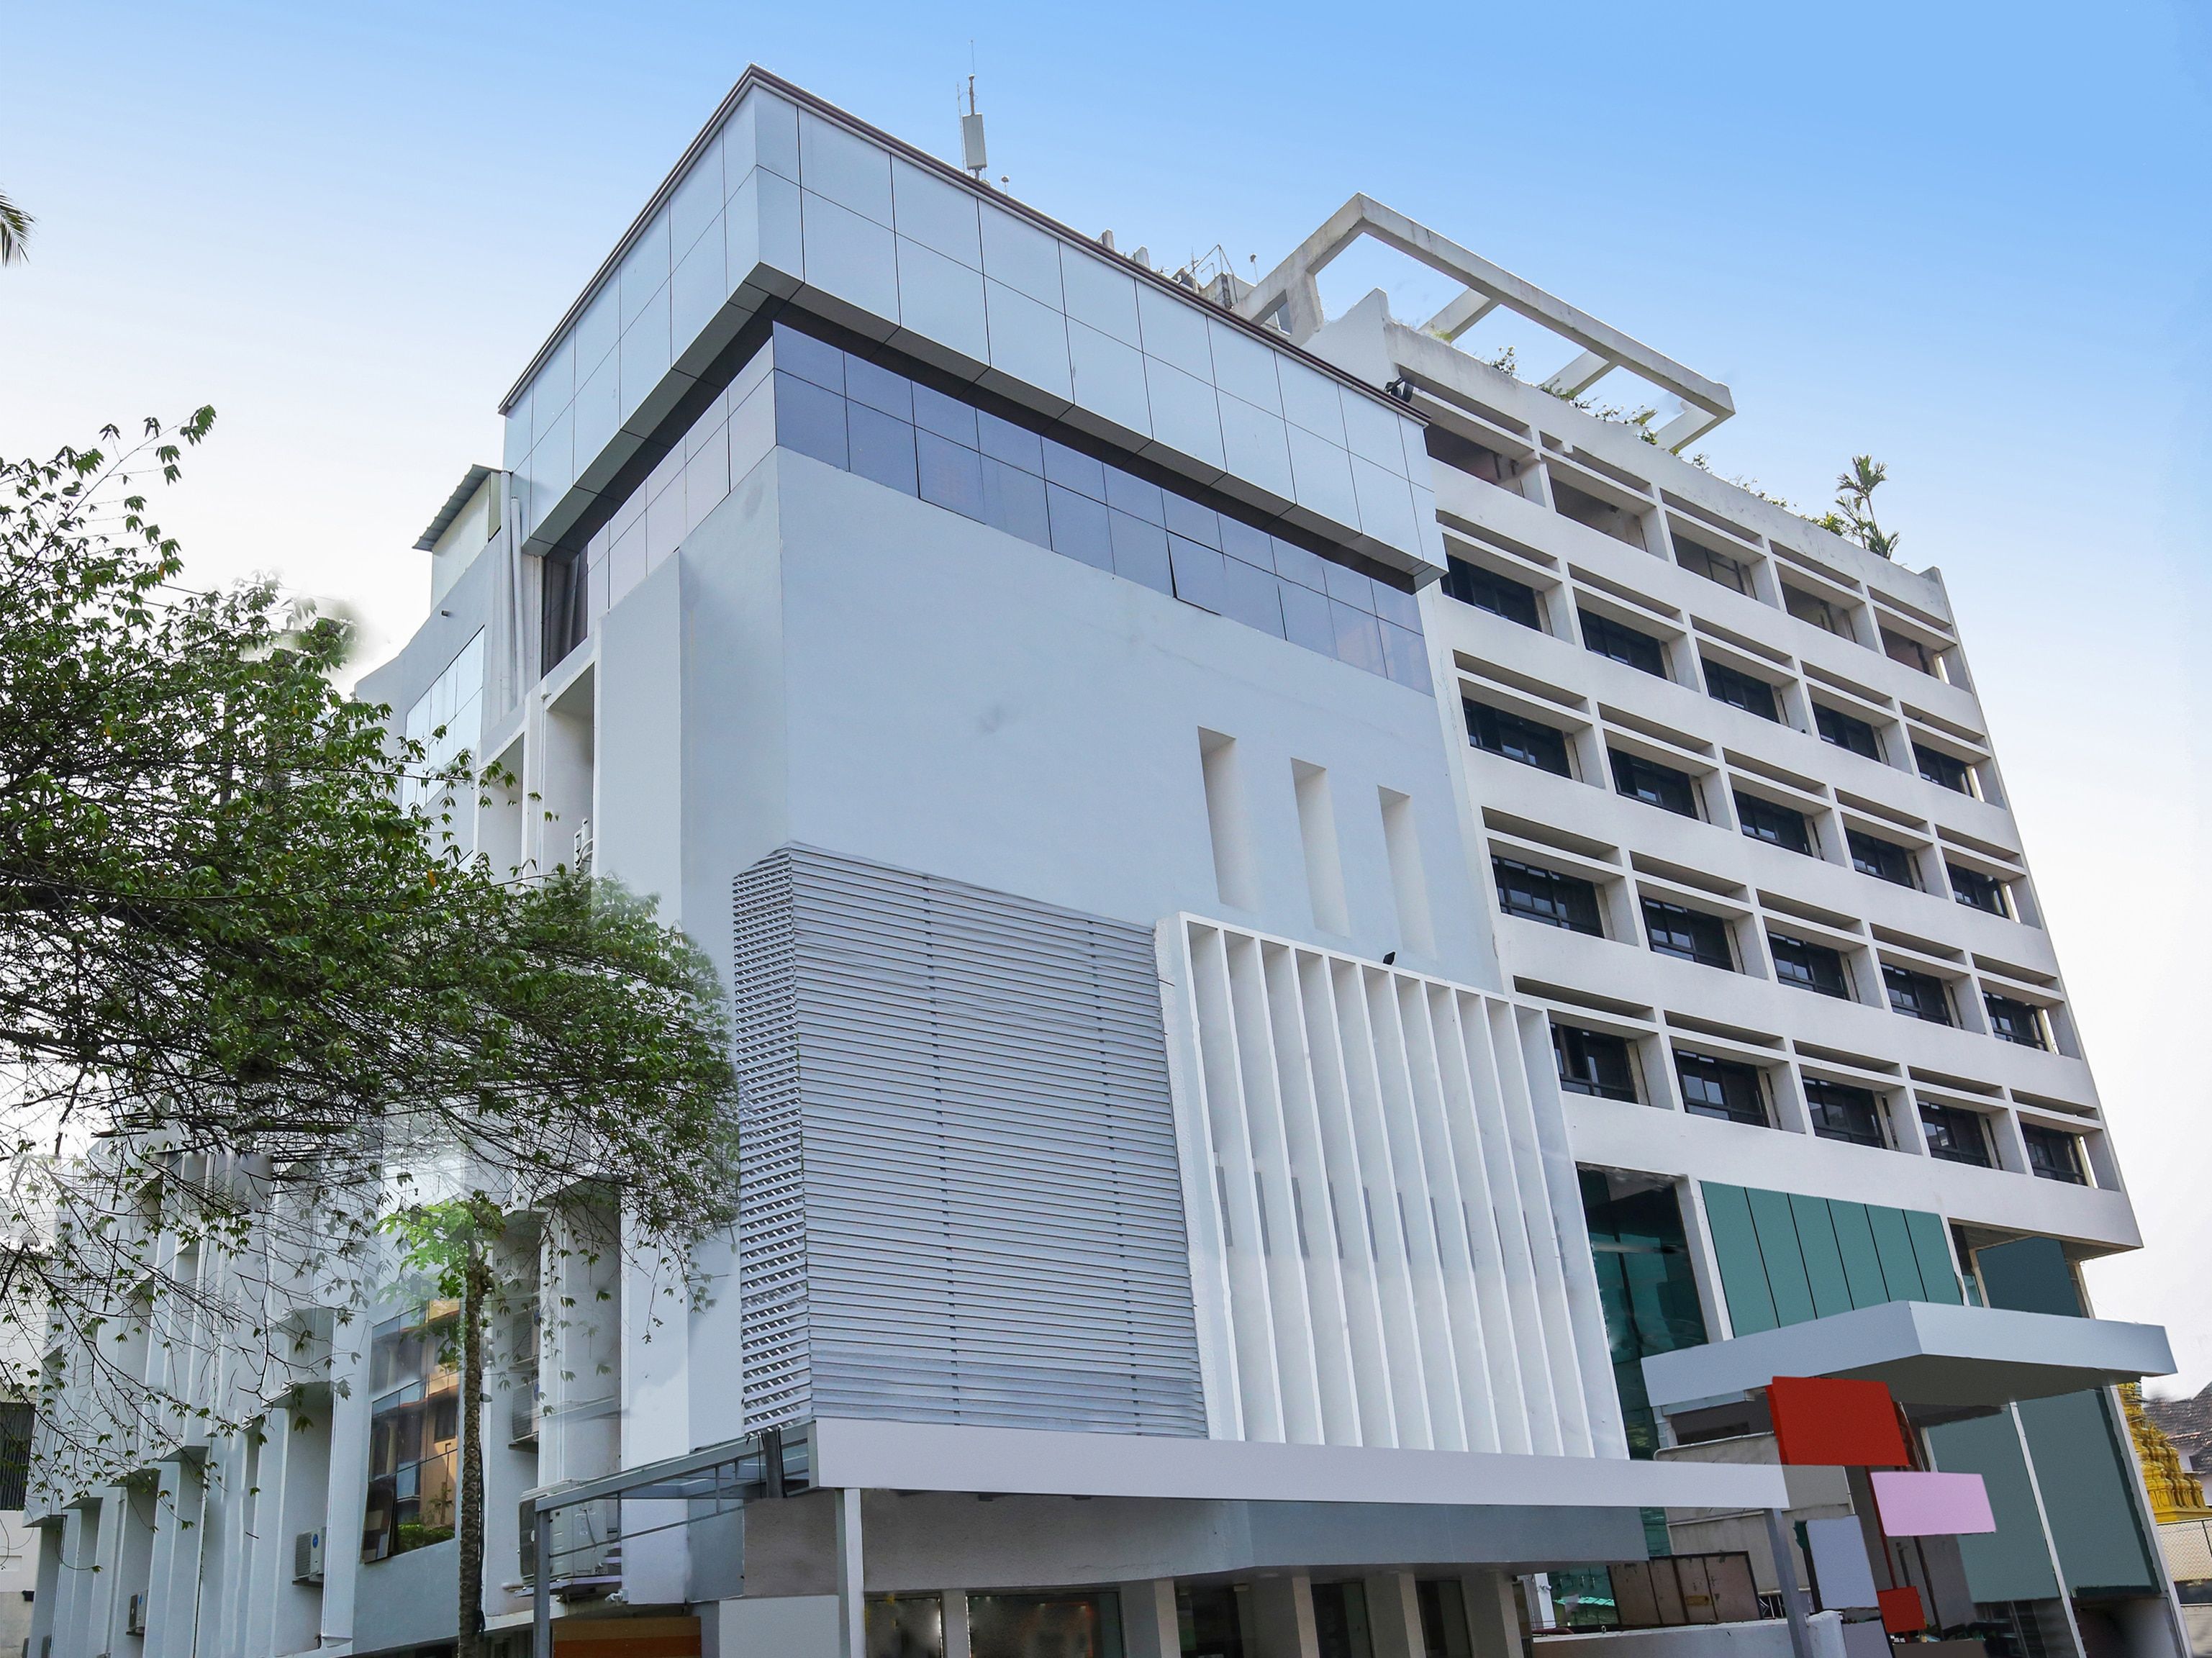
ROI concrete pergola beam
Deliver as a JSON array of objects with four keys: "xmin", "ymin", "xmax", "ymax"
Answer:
[{"xmin": 1241, "ymin": 194, "xmax": 1734, "ymax": 452}]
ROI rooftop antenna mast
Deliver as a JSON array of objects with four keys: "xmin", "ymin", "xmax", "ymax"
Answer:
[{"xmin": 960, "ymin": 56, "xmax": 988, "ymax": 181}]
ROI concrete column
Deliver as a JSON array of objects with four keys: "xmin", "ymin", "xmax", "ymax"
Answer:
[
  {"xmin": 1249, "ymin": 1575, "xmax": 1319, "ymax": 1658},
  {"xmin": 1364, "ymin": 1573, "xmax": 1424, "ymax": 1658},
  {"xmin": 1460, "ymin": 1571, "xmax": 1524, "ymax": 1658},
  {"xmin": 1764, "ymin": 1509, "xmax": 1816, "ymax": 1658},
  {"xmin": 833, "ymin": 1488, "xmax": 864, "ymax": 1658},
  {"xmin": 1119, "ymin": 1580, "xmax": 1179, "ymax": 1658},
  {"xmin": 83, "ymin": 1490, "xmax": 127, "ymax": 1658},
  {"xmin": 942, "ymin": 1589, "xmax": 971, "ymax": 1658},
  {"xmin": 27, "ymin": 1523, "xmax": 61, "ymax": 1658},
  {"xmin": 319, "ymin": 1351, "xmax": 372, "ymax": 1650}
]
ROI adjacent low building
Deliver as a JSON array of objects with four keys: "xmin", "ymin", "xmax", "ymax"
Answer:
[{"xmin": 27, "ymin": 67, "xmax": 2188, "ymax": 1658}]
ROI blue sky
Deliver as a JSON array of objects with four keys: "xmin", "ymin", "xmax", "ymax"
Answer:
[{"xmin": 4, "ymin": 1, "xmax": 2209, "ymax": 1382}]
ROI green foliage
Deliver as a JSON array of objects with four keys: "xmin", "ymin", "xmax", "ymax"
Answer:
[
  {"xmin": 381, "ymin": 1197, "xmax": 503, "ymax": 1303},
  {"xmin": 0, "ymin": 191, "xmax": 29, "ymax": 265},
  {"xmin": 1816, "ymin": 454, "xmax": 1900, "ymax": 559},
  {"xmin": 3, "ymin": 417, "xmax": 741, "ymax": 1488}
]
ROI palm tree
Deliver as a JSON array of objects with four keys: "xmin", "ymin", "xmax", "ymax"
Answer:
[
  {"xmin": 1820, "ymin": 454, "xmax": 1900, "ymax": 559},
  {"xmin": 0, "ymin": 191, "xmax": 30, "ymax": 264}
]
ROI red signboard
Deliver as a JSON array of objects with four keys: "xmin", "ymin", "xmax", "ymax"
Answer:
[
  {"xmin": 1767, "ymin": 1376, "xmax": 1910, "ymax": 1468},
  {"xmin": 1877, "ymin": 1585, "xmax": 1927, "ymax": 1634}
]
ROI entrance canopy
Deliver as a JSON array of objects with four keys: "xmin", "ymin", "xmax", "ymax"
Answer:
[{"xmin": 1640, "ymin": 1300, "xmax": 2173, "ymax": 1413}]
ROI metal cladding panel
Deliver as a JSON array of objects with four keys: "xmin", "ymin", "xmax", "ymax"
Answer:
[
  {"xmin": 729, "ymin": 845, "xmax": 1206, "ymax": 1436},
  {"xmin": 1165, "ymin": 916, "xmax": 1628, "ymax": 1459}
]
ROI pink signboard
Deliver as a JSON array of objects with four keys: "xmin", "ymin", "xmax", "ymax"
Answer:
[{"xmin": 1869, "ymin": 1469, "xmax": 1997, "ymax": 1536}]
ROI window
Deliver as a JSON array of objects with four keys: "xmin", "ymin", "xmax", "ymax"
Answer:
[
  {"xmin": 1610, "ymin": 750, "xmax": 1699, "ymax": 818},
  {"xmin": 1914, "ymin": 743, "xmax": 1974, "ymax": 794},
  {"xmin": 1770, "ymin": 934, "xmax": 1851, "ymax": 1000},
  {"xmin": 1785, "ymin": 584, "xmax": 1857, "ymax": 641},
  {"xmin": 1848, "ymin": 830, "xmax": 1918, "ymax": 888},
  {"xmin": 1948, "ymin": 864, "xmax": 2011, "ymax": 918},
  {"xmin": 363, "ymin": 1304, "xmax": 461, "ymax": 1562},
  {"xmin": 0, "ymin": 1403, "xmax": 27, "ymax": 1511},
  {"xmin": 1579, "ymin": 610, "xmax": 1668, "ymax": 678},
  {"xmin": 1805, "ymin": 1080, "xmax": 1886, "ymax": 1148},
  {"xmin": 1444, "ymin": 556, "xmax": 1542, "ymax": 629},
  {"xmin": 1425, "ymin": 425, "xmax": 1522, "ymax": 490},
  {"xmin": 1735, "ymin": 793, "xmax": 1815, "ymax": 856},
  {"xmin": 1465, "ymin": 699, "xmax": 1572, "ymax": 776},
  {"xmin": 694, "ymin": 324, "xmax": 1431, "ymax": 687},
  {"xmin": 1674, "ymin": 1051, "xmax": 1767, "ymax": 1125},
  {"xmin": 1553, "ymin": 479, "xmax": 1648, "ymax": 551},
  {"xmin": 1919, "ymin": 1102, "xmax": 1991, "ymax": 1167},
  {"xmin": 1882, "ymin": 628, "xmax": 1938, "ymax": 675},
  {"xmin": 1883, "ymin": 965, "xmax": 1952, "ymax": 1025},
  {"xmin": 1643, "ymin": 900, "xmax": 1733, "ymax": 969},
  {"xmin": 2022, "ymin": 1125, "xmax": 2086, "ymax": 1185},
  {"xmin": 1704, "ymin": 659, "xmax": 1780, "ymax": 722},
  {"xmin": 1985, "ymin": 995, "xmax": 2047, "ymax": 1049},
  {"xmin": 1554, "ymin": 1024, "xmax": 1636, "ymax": 1102},
  {"xmin": 1495, "ymin": 856, "xmax": 1604, "ymax": 936},
  {"xmin": 1815, "ymin": 702, "xmax": 1882, "ymax": 761},
  {"xmin": 1676, "ymin": 536, "xmax": 1754, "ymax": 595}
]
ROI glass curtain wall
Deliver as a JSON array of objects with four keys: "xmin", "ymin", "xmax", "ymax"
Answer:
[{"xmin": 546, "ymin": 322, "xmax": 1428, "ymax": 691}]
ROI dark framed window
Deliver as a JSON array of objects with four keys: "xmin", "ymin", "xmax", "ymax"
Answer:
[
  {"xmin": 1805, "ymin": 1080, "xmax": 1886, "ymax": 1149},
  {"xmin": 1784, "ymin": 584, "xmax": 1856, "ymax": 640},
  {"xmin": 1704, "ymin": 660, "xmax": 1780, "ymax": 722},
  {"xmin": 1985, "ymin": 995, "xmax": 2047, "ymax": 1049},
  {"xmin": 1610, "ymin": 750, "xmax": 1698, "ymax": 818},
  {"xmin": 0, "ymin": 1402, "xmax": 27, "ymax": 1511},
  {"xmin": 1465, "ymin": 699, "xmax": 1572, "ymax": 776},
  {"xmin": 1554, "ymin": 1024, "xmax": 1637, "ymax": 1102},
  {"xmin": 1914, "ymin": 743, "xmax": 1973, "ymax": 794},
  {"xmin": 1769, "ymin": 934, "xmax": 1851, "ymax": 1000},
  {"xmin": 1884, "ymin": 965, "xmax": 1952, "ymax": 1025},
  {"xmin": 1444, "ymin": 556, "xmax": 1542, "ymax": 629},
  {"xmin": 1676, "ymin": 537, "xmax": 1754, "ymax": 594},
  {"xmin": 1848, "ymin": 830, "xmax": 1918, "ymax": 888},
  {"xmin": 1494, "ymin": 857, "xmax": 1604, "ymax": 936},
  {"xmin": 1883, "ymin": 629, "xmax": 1938, "ymax": 675},
  {"xmin": 1814, "ymin": 702, "xmax": 1882, "ymax": 761},
  {"xmin": 2021, "ymin": 1125, "xmax": 2086, "ymax": 1185},
  {"xmin": 1674, "ymin": 1051, "xmax": 1767, "ymax": 1126},
  {"xmin": 1642, "ymin": 900, "xmax": 1733, "ymax": 970},
  {"xmin": 1736, "ymin": 793, "xmax": 1814, "ymax": 855},
  {"xmin": 1920, "ymin": 1102, "xmax": 1991, "ymax": 1167},
  {"xmin": 1579, "ymin": 610, "xmax": 1668, "ymax": 678},
  {"xmin": 1947, "ymin": 864, "xmax": 2011, "ymax": 918}
]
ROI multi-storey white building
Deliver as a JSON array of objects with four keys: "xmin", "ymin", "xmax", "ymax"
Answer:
[{"xmin": 27, "ymin": 68, "xmax": 2186, "ymax": 1658}]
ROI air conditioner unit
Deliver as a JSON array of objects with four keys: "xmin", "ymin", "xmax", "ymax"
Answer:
[
  {"xmin": 124, "ymin": 1595, "xmax": 145, "ymax": 1636},
  {"xmin": 293, "ymin": 1530, "xmax": 325, "ymax": 1585}
]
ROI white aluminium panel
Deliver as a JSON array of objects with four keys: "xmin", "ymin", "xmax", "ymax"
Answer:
[{"xmin": 1163, "ymin": 916, "xmax": 1626, "ymax": 1459}]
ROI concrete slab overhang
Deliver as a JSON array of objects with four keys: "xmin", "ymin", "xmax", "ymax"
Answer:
[
  {"xmin": 808, "ymin": 1415, "xmax": 1789, "ymax": 1513},
  {"xmin": 1639, "ymin": 1300, "xmax": 2175, "ymax": 1413}
]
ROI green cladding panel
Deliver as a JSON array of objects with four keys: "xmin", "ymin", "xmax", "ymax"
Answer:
[
  {"xmin": 1904, "ymin": 1210, "xmax": 1967, "ymax": 1305},
  {"xmin": 2017, "ymin": 1391, "xmax": 2159, "ymax": 1593},
  {"xmin": 1699, "ymin": 1182, "xmax": 1960, "ymax": 1335},
  {"xmin": 1700, "ymin": 1183, "xmax": 1777, "ymax": 1336},
  {"xmin": 1923, "ymin": 1409, "xmax": 2064, "ymax": 1603},
  {"xmin": 1977, "ymin": 1236, "xmax": 2082, "ymax": 1318}
]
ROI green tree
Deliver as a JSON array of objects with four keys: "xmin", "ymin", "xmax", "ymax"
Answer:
[
  {"xmin": 1816, "ymin": 454, "xmax": 1901, "ymax": 559},
  {"xmin": 0, "ymin": 191, "xmax": 29, "ymax": 264},
  {"xmin": 1, "ymin": 415, "xmax": 740, "ymax": 1545}
]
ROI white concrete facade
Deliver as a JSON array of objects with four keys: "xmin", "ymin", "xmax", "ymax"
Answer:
[{"xmin": 27, "ymin": 67, "xmax": 2177, "ymax": 1658}]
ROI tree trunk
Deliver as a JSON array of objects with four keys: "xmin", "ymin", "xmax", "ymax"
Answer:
[{"xmin": 457, "ymin": 1247, "xmax": 489, "ymax": 1658}]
